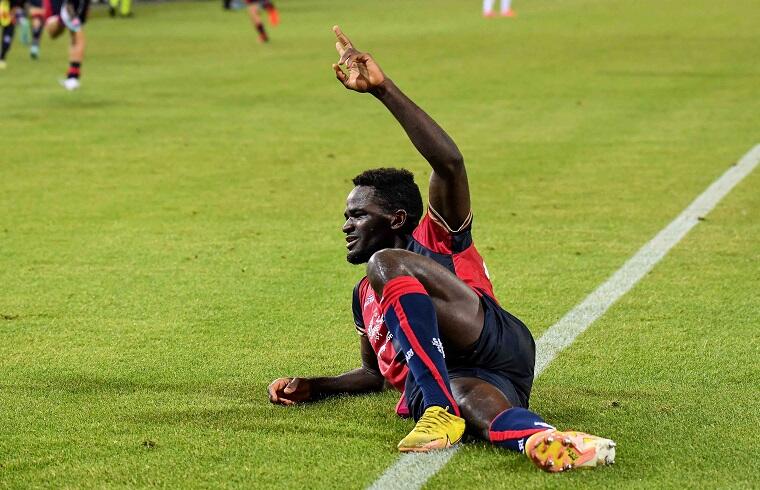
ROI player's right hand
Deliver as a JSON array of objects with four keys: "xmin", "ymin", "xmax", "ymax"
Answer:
[{"xmin": 267, "ymin": 377, "xmax": 312, "ymax": 405}]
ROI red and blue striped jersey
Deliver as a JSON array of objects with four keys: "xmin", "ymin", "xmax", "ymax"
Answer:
[{"xmin": 352, "ymin": 206, "xmax": 497, "ymax": 395}]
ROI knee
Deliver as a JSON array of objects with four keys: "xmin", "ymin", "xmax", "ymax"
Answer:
[
  {"xmin": 366, "ymin": 249, "xmax": 413, "ymax": 294},
  {"xmin": 451, "ymin": 378, "xmax": 513, "ymax": 441},
  {"xmin": 47, "ymin": 21, "xmax": 63, "ymax": 38}
]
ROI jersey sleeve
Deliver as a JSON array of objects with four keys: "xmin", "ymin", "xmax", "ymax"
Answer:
[
  {"xmin": 412, "ymin": 205, "xmax": 474, "ymax": 254},
  {"xmin": 352, "ymin": 279, "xmax": 366, "ymax": 336},
  {"xmin": 411, "ymin": 205, "xmax": 498, "ymax": 301}
]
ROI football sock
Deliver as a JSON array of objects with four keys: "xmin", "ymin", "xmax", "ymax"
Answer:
[
  {"xmin": 489, "ymin": 407, "xmax": 555, "ymax": 452},
  {"xmin": 31, "ymin": 16, "xmax": 42, "ymax": 44},
  {"xmin": 265, "ymin": 4, "xmax": 278, "ymax": 25},
  {"xmin": 501, "ymin": 0, "xmax": 512, "ymax": 13},
  {"xmin": 1, "ymin": 23, "xmax": 14, "ymax": 61},
  {"xmin": 380, "ymin": 276, "xmax": 460, "ymax": 417},
  {"xmin": 66, "ymin": 60, "xmax": 80, "ymax": 79},
  {"xmin": 483, "ymin": 0, "xmax": 494, "ymax": 14},
  {"xmin": 255, "ymin": 22, "xmax": 267, "ymax": 42}
]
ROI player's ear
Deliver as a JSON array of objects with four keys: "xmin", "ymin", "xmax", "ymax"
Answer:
[{"xmin": 389, "ymin": 210, "xmax": 408, "ymax": 231}]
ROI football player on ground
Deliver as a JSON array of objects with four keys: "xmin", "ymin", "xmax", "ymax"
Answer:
[
  {"xmin": 267, "ymin": 26, "xmax": 617, "ymax": 473},
  {"xmin": 44, "ymin": 0, "xmax": 90, "ymax": 90}
]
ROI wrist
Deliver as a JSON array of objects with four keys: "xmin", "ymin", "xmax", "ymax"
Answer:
[
  {"xmin": 308, "ymin": 377, "xmax": 328, "ymax": 400},
  {"xmin": 370, "ymin": 78, "xmax": 393, "ymax": 98}
]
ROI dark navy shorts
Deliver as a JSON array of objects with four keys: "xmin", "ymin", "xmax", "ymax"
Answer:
[
  {"xmin": 405, "ymin": 292, "xmax": 536, "ymax": 421},
  {"xmin": 49, "ymin": 0, "xmax": 90, "ymax": 24}
]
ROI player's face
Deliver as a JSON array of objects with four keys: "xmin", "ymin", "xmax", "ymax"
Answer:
[{"xmin": 343, "ymin": 186, "xmax": 396, "ymax": 264}]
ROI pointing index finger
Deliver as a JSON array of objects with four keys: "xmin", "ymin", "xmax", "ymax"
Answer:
[{"xmin": 333, "ymin": 25, "xmax": 353, "ymax": 49}]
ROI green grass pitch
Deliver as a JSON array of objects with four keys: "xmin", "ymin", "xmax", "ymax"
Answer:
[{"xmin": 1, "ymin": 0, "xmax": 759, "ymax": 487}]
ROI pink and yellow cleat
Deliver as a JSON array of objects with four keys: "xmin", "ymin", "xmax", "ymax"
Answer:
[{"xmin": 525, "ymin": 430, "xmax": 616, "ymax": 472}]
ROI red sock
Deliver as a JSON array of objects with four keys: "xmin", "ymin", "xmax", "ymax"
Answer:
[{"xmin": 67, "ymin": 61, "xmax": 81, "ymax": 79}]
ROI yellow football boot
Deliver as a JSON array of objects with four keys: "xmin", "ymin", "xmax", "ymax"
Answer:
[
  {"xmin": 525, "ymin": 429, "xmax": 616, "ymax": 472},
  {"xmin": 397, "ymin": 406, "xmax": 465, "ymax": 452}
]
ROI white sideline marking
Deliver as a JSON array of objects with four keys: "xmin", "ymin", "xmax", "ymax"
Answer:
[
  {"xmin": 368, "ymin": 450, "xmax": 460, "ymax": 490},
  {"xmin": 368, "ymin": 145, "xmax": 760, "ymax": 490},
  {"xmin": 536, "ymin": 144, "xmax": 760, "ymax": 376}
]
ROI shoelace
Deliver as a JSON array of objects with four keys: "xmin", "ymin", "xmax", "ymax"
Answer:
[{"xmin": 414, "ymin": 409, "xmax": 451, "ymax": 434}]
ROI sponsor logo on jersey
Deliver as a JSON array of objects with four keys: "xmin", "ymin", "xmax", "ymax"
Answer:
[
  {"xmin": 367, "ymin": 309, "xmax": 383, "ymax": 342},
  {"xmin": 363, "ymin": 291, "xmax": 375, "ymax": 309}
]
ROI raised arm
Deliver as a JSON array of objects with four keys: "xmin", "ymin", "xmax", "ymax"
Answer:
[
  {"xmin": 332, "ymin": 26, "xmax": 471, "ymax": 230},
  {"xmin": 268, "ymin": 334, "xmax": 385, "ymax": 405}
]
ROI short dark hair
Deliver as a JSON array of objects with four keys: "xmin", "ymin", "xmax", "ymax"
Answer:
[{"xmin": 352, "ymin": 167, "xmax": 423, "ymax": 234}]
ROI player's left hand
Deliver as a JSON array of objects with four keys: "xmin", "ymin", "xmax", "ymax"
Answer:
[{"xmin": 332, "ymin": 25, "xmax": 386, "ymax": 93}]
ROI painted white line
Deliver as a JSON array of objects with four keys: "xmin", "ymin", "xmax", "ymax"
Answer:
[
  {"xmin": 368, "ymin": 450, "xmax": 461, "ymax": 490},
  {"xmin": 368, "ymin": 145, "xmax": 760, "ymax": 490},
  {"xmin": 536, "ymin": 143, "xmax": 760, "ymax": 376}
]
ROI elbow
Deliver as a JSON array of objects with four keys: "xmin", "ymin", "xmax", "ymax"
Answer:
[
  {"xmin": 363, "ymin": 367, "xmax": 385, "ymax": 391},
  {"xmin": 437, "ymin": 154, "xmax": 465, "ymax": 178}
]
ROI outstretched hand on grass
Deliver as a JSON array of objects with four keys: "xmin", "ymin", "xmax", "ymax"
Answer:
[
  {"xmin": 332, "ymin": 25, "xmax": 386, "ymax": 92},
  {"xmin": 268, "ymin": 377, "xmax": 312, "ymax": 406}
]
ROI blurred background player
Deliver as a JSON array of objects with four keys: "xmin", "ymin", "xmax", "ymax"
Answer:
[
  {"xmin": 27, "ymin": 0, "xmax": 44, "ymax": 58},
  {"xmin": 44, "ymin": 0, "xmax": 90, "ymax": 89},
  {"xmin": 0, "ymin": 0, "xmax": 13, "ymax": 68},
  {"xmin": 0, "ymin": 0, "xmax": 28, "ymax": 68},
  {"xmin": 221, "ymin": 0, "xmax": 242, "ymax": 10},
  {"xmin": 483, "ymin": 0, "xmax": 515, "ymax": 18},
  {"xmin": 0, "ymin": 0, "xmax": 23, "ymax": 69},
  {"xmin": 246, "ymin": 0, "xmax": 277, "ymax": 43},
  {"xmin": 108, "ymin": 0, "xmax": 131, "ymax": 18}
]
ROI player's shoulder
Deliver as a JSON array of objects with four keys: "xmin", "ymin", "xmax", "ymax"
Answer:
[
  {"xmin": 352, "ymin": 276, "xmax": 372, "ymax": 302},
  {"xmin": 353, "ymin": 276, "xmax": 381, "ymax": 309},
  {"xmin": 353, "ymin": 275, "xmax": 369, "ymax": 291}
]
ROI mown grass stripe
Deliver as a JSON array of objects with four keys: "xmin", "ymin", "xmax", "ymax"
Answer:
[
  {"xmin": 535, "ymin": 144, "xmax": 760, "ymax": 376},
  {"xmin": 368, "ymin": 144, "xmax": 760, "ymax": 490}
]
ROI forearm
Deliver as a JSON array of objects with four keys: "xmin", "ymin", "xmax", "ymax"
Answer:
[
  {"xmin": 371, "ymin": 80, "xmax": 463, "ymax": 176},
  {"xmin": 309, "ymin": 367, "xmax": 385, "ymax": 400}
]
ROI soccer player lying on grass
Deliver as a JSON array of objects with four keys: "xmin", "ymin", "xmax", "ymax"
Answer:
[{"xmin": 267, "ymin": 26, "xmax": 616, "ymax": 473}]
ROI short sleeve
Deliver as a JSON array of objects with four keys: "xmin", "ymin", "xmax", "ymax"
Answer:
[
  {"xmin": 352, "ymin": 279, "xmax": 366, "ymax": 336},
  {"xmin": 412, "ymin": 206, "xmax": 474, "ymax": 255}
]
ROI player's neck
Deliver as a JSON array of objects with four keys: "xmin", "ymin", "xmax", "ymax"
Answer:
[{"xmin": 393, "ymin": 234, "xmax": 412, "ymax": 250}]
